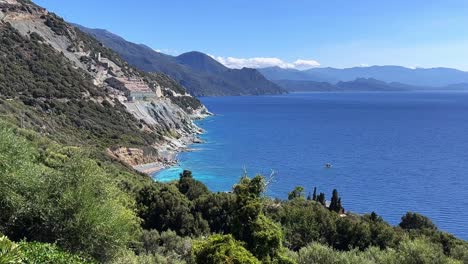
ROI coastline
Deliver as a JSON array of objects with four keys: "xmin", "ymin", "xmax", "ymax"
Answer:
[{"xmin": 133, "ymin": 110, "xmax": 210, "ymax": 177}]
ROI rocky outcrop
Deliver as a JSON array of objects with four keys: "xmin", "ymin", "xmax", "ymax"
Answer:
[{"xmin": 0, "ymin": 0, "xmax": 209, "ymax": 171}]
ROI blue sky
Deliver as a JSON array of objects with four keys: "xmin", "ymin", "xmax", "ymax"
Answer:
[{"xmin": 35, "ymin": 0, "xmax": 468, "ymax": 71}]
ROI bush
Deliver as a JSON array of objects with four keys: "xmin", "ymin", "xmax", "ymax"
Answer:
[
  {"xmin": 194, "ymin": 192, "xmax": 236, "ymax": 234},
  {"xmin": 193, "ymin": 234, "xmax": 260, "ymax": 264},
  {"xmin": 0, "ymin": 126, "xmax": 141, "ymax": 261},
  {"xmin": 138, "ymin": 229, "xmax": 192, "ymax": 262},
  {"xmin": 136, "ymin": 183, "xmax": 209, "ymax": 236},
  {"xmin": 177, "ymin": 170, "xmax": 209, "ymax": 201},
  {"xmin": 297, "ymin": 243, "xmax": 351, "ymax": 264},
  {"xmin": 450, "ymin": 244, "xmax": 468, "ymax": 263},
  {"xmin": 0, "ymin": 235, "xmax": 90, "ymax": 264},
  {"xmin": 399, "ymin": 212, "xmax": 437, "ymax": 230},
  {"xmin": 396, "ymin": 238, "xmax": 455, "ymax": 264},
  {"xmin": 266, "ymin": 199, "xmax": 338, "ymax": 250},
  {"xmin": 0, "ymin": 235, "xmax": 23, "ymax": 264},
  {"xmin": 20, "ymin": 242, "xmax": 92, "ymax": 264}
]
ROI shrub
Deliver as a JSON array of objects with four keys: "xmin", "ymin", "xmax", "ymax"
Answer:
[
  {"xmin": 297, "ymin": 243, "xmax": 350, "ymax": 264},
  {"xmin": 266, "ymin": 199, "xmax": 338, "ymax": 250},
  {"xmin": 20, "ymin": 242, "xmax": 92, "ymax": 264},
  {"xmin": 0, "ymin": 126, "xmax": 141, "ymax": 261},
  {"xmin": 0, "ymin": 235, "xmax": 23, "ymax": 264},
  {"xmin": 177, "ymin": 170, "xmax": 209, "ymax": 201},
  {"xmin": 396, "ymin": 238, "xmax": 455, "ymax": 264},
  {"xmin": 399, "ymin": 212, "xmax": 437, "ymax": 230},
  {"xmin": 193, "ymin": 234, "xmax": 260, "ymax": 264},
  {"xmin": 138, "ymin": 229, "xmax": 192, "ymax": 262},
  {"xmin": 136, "ymin": 183, "xmax": 209, "ymax": 236},
  {"xmin": 194, "ymin": 192, "xmax": 236, "ymax": 234}
]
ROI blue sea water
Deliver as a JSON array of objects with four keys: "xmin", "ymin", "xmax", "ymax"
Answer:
[{"xmin": 154, "ymin": 92, "xmax": 468, "ymax": 240}]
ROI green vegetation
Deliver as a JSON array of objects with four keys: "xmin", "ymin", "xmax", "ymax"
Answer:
[
  {"xmin": 0, "ymin": 125, "xmax": 140, "ymax": 261},
  {"xmin": 1, "ymin": 121, "xmax": 467, "ymax": 263},
  {"xmin": 193, "ymin": 234, "xmax": 260, "ymax": 264},
  {"xmin": 0, "ymin": 236, "xmax": 90, "ymax": 263},
  {"xmin": 399, "ymin": 212, "xmax": 437, "ymax": 230},
  {"xmin": 0, "ymin": 2, "xmax": 466, "ymax": 263},
  {"xmin": 0, "ymin": 23, "xmax": 160, "ymax": 149}
]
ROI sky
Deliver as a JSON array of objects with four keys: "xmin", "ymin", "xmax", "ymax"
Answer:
[{"xmin": 34, "ymin": 0, "xmax": 468, "ymax": 71}]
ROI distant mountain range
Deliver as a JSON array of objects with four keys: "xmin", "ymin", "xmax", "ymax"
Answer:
[
  {"xmin": 273, "ymin": 78, "xmax": 416, "ymax": 92},
  {"xmin": 76, "ymin": 25, "xmax": 285, "ymax": 97},
  {"xmin": 273, "ymin": 78, "xmax": 468, "ymax": 92},
  {"xmin": 259, "ymin": 66, "xmax": 468, "ymax": 91}
]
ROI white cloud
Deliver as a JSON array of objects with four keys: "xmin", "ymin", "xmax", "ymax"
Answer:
[
  {"xmin": 293, "ymin": 59, "xmax": 321, "ymax": 70},
  {"xmin": 150, "ymin": 47, "xmax": 179, "ymax": 55},
  {"xmin": 209, "ymin": 55, "xmax": 320, "ymax": 70}
]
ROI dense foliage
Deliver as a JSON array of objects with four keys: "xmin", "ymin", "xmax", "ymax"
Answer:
[
  {"xmin": 0, "ymin": 2, "xmax": 466, "ymax": 263},
  {"xmin": 1, "ymin": 121, "xmax": 467, "ymax": 263},
  {"xmin": 0, "ymin": 124, "xmax": 140, "ymax": 261},
  {"xmin": 193, "ymin": 234, "xmax": 260, "ymax": 264},
  {"xmin": 0, "ymin": 24, "xmax": 160, "ymax": 148},
  {"xmin": 0, "ymin": 235, "xmax": 91, "ymax": 263}
]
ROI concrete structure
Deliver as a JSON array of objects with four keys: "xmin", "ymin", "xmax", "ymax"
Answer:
[{"xmin": 113, "ymin": 77, "xmax": 161, "ymax": 101}]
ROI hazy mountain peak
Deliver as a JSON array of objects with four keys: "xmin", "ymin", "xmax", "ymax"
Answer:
[
  {"xmin": 77, "ymin": 25, "xmax": 285, "ymax": 96},
  {"xmin": 176, "ymin": 51, "xmax": 227, "ymax": 74}
]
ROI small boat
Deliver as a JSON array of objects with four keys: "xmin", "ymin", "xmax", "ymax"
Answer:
[{"xmin": 325, "ymin": 163, "xmax": 332, "ymax": 168}]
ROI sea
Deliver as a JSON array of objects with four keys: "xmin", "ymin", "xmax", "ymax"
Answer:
[{"xmin": 154, "ymin": 92, "xmax": 468, "ymax": 240}]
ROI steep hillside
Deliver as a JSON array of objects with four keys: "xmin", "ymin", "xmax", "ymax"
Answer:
[
  {"xmin": 76, "ymin": 25, "xmax": 286, "ymax": 96},
  {"xmin": 0, "ymin": 0, "xmax": 208, "ymax": 170}
]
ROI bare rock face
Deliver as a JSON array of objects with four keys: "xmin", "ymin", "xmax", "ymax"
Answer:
[
  {"xmin": 0, "ymin": 0, "xmax": 209, "ymax": 170},
  {"xmin": 107, "ymin": 147, "xmax": 159, "ymax": 166},
  {"xmin": 0, "ymin": 0, "xmax": 19, "ymax": 4}
]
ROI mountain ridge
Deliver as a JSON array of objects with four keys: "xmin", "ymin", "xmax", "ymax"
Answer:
[
  {"xmin": 75, "ymin": 24, "xmax": 286, "ymax": 97},
  {"xmin": 260, "ymin": 65, "xmax": 468, "ymax": 87},
  {"xmin": 0, "ymin": 0, "xmax": 209, "ymax": 171},
  {"xmin": 274, "ymin": 78, "xmax": 468, "ymax": 92}
]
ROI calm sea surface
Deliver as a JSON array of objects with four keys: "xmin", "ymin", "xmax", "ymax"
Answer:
[{"xmin": 154, "ymin": 92, "xmax": 468, "ymax": 239}]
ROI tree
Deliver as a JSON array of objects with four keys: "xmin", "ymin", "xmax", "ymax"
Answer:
[
  {"xmin": 399, "ymin": 212, "xmax": 437, "ymax": 230},
  {"xmin": 334, "ymin": 217, "xmax": 372, "ymax": 250},
  {"xmin": 177, "ymin": 170, "xmax": 209, "ymax": 201},
  {"xmin": 312, "ymin": 187, "xmax": 317, "ymax": 201},
  {"xmin": 194, "ymin": 192, "xmax": 236, "ymax": 234},
  {"xmin": 317, "ymin": 193, "xmax": 326, "ymax": 207},
  {"xmin": 136, "ymin": 183, "xmax": 209, "ymax": 236},
  {"xmin": 329, "ymin": 189, "xmax": 343, "ymax": 213},
  {"xmin": 232, "ymin": 175, "xmax": 265, "ymax": 241},
  {"xmin": 231, "ymin": 175, "xmax": 289, "ymax": 262},
  {"xmin": 288, "ymin": 186, "xmax": 305, "ymax": 200},
  {"xmin": 363, "ymin": 212, "xmax": 396, "ymax": 249},
  {"xmin": 249, "ymin": 214, "xmax": 283, "ymax": 261},
  {"xmin": 266, "ymin": 199, "xmax": 338, "ymax": 251},
  {"xmin": 193, "ymin": 234, "xmax": 260, "ymax": 264}
]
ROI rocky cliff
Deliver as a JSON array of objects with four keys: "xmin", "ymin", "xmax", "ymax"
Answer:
[{"xmin": 0, "ymin": 0, "xmax": 209, "ymax": 170}]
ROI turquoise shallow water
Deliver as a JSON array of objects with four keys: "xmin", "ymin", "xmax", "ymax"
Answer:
[{"xmin": 154, "ymin": 92, "xmax": 468, "ymax": 240}]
